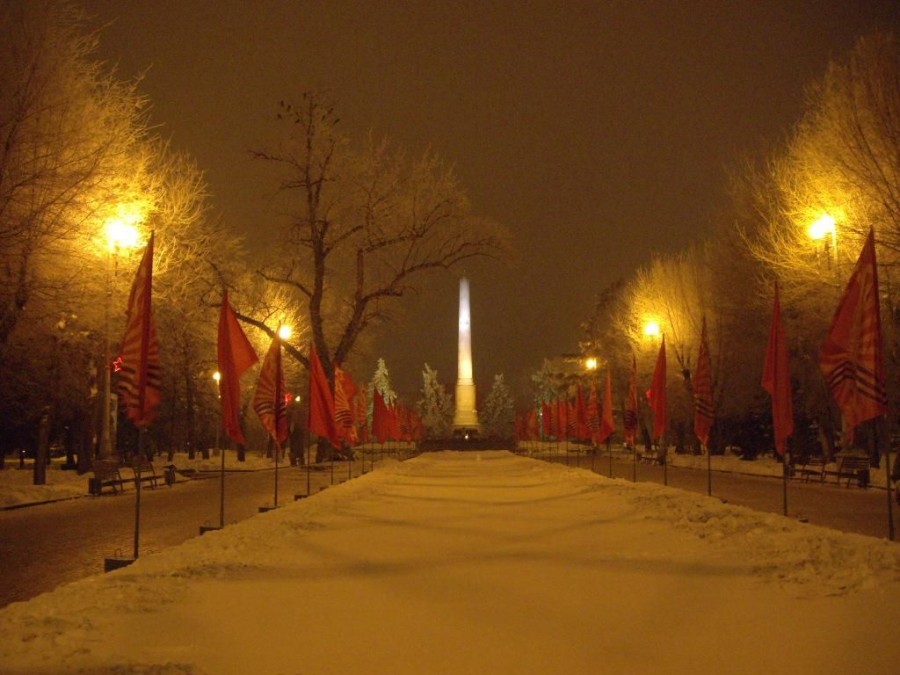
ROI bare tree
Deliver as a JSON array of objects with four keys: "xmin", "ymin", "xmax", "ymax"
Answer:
[{"xmin": 250, "ymin": 93, "xmax": 512, "ymax": 381}]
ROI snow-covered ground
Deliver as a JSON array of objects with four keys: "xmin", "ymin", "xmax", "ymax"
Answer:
[
  {"xmin": 3, "ymin": 443, "xmax": 894, "ymax": 510},
  {"xmin": 2, "ymin": 450, "xmax": 900, "ymax": 674},
  {"xmin": 0, "ymin": 451, "xmax": 278, "ymax": 509}
]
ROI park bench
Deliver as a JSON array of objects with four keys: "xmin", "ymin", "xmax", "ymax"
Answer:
[
  {"xmin": 132, "ymin": 457, "xmax": 163, "ymax": 489},
  {"xmin": 794, "ymin": 456, "xmax": 827, "ymax": 482},
  {"xmin": 824, "ymin": 454, "xmax": 871, "ymax": 487},
  {"xmin": 88, "ymin": 459, "xmax": 125, "ymax": 495},
  {"xmin": 638, "ymin": 449, "xmax": 664, "ymax": 465}
]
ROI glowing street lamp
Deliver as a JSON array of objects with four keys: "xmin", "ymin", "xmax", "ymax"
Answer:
[
  {"xmin": 808, "ymin": 213, "xmax": 837, "ymax": 265},
  {"xmin": 99, "ymin": 212, "xmax": 143, "ymax": 458},
  {"xmin": 277, "ymin": 324, "xmax": 293, "ymax": 340},
  {"xmin": 584, "ymin": 357, "xmax": 598, "ymax": 371},
  {"xmin": 644, "ymin": 320, "xmax": 661, "ymax": 339}
]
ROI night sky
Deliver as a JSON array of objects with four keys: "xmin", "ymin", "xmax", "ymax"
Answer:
[{"xmin": 81, "ymin": 0, "xmax": 900, "ymax": 398}]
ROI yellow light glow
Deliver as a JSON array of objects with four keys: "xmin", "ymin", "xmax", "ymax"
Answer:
[
  {"xmin": 644, "ymin": 321, "xmax": 661, "ymax": 338},
  {"xmin": 105, "ymin": 220, "xmax": 141, "ymax": 251},
  {"xmin": 808, "ymin": 214, "xmax": 836, "ymax": 240},
  {"xmin": 212, "ymin": 371, "xmax": 221, "ymax": 383},
  {"xmin": 104, "ymin": 202, "xmax": 145, "ymax": 251},
  {"xmin": 277, "ymin": 325, "xmax": 292, "ymax": 340},
  {"xmin": 584, "ymin": 357, "xmax": 598, "ymax": 371}
]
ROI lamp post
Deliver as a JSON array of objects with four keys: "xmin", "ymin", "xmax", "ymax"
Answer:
[
  {"xmin": 583, "ymin": 357, "xmax": 599, "ymax": 473},
  {"xmin": 99, "ymin": 217, "xmax": 141, "ymax": 459}
]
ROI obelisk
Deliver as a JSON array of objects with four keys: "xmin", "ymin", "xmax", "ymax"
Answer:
[{"xmin": 453, "ymin": 276, "xmax": 480, "ymax": 430}]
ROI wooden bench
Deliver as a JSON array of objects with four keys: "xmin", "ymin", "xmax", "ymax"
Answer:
[
  {"xmin": 89, "ymin": 459, "xmax": 125, "ymax": 495},
  {"xmin": 824, "ymin": 455, "xmax": 871, "ymax": 487},
  {"xmin": 639, "ymin": 450, "xmax": 664, "ymax": 465},
  {"xmin": 794, "ymin": 456, "xmax": 827, "ymax": 482},
  {"xmin": 132, "ymin": 457, "xmax": 161, "ymax": 489}
]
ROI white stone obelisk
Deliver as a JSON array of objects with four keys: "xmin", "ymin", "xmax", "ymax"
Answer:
[{"xmin": 453, "ymin": 277, "xmax": 480, "ymax": 430}]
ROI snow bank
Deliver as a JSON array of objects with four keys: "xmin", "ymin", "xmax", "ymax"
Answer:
[{"xmin": 2, "ymin": 451, "xmax": 900, "ymax": 674}]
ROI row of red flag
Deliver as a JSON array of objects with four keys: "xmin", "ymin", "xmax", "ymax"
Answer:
[
  {"xmin": 516, "ymin": 227, "xmax": 888, "ymax": 455},
  {"xmin": 116, "ymin": 228, "xmax": 889, "ymax": 457},
  {"xmin": 114, "ymin": 235, "xmax": 421, "ymax": 449},
  {"xmin": 218, "ymin": 291, "xmax": 424, "ymax": 450}
]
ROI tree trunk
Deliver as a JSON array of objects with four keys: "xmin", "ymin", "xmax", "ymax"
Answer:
[{"xmin": 185, "ymin": 368, "xmax": 196, "ymax": 460}]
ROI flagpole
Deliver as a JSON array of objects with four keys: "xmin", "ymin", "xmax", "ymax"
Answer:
[
  {"xmin": 706, "ymin": 446, "xmax": 712, "ymax": 497},
  {"xmin": 133, "ymin": 430, "xmax": 144, "ymax": 560},
  {"xmin": 782, "ymin": 451, "xmax": 789, "ymax": 517},
  {"xmin": 219, "ymin": 425, "xmax": 225, "ymax": 528},
  {"xmin": 274, "ymin": 440, "xmax": 280, "ymax": 507},
  {"xmin": 632, "ymin": 443, "xmax": 637, "ymax": 482},
  {"xmin": 662, "ymin": 440, "xmax": 668, "ymax": 487},
  {"xmin": 608, "ymin": 440, "xmax": 613, "ymax": 478},
  {"xmin": 880, "ymin": 420, "xmax": 894, "ymax": 540}
]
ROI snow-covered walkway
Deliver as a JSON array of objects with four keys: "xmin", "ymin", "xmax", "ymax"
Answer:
[{"xmin": 3, "ymin": 451, "xmax": 900, "ymax": 674}]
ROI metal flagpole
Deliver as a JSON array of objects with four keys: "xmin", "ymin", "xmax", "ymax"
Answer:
[
  {"xmin": 662, "ymin": 445, "xmax": 668, "ymax": 487},
  {"xmin": 274, "ymin": 442, "xmax": 280, "ymax": 507},
  {"xmin": 608, "ymin": 440, "xmax": 613, "ymax": 478},
  {"xmin": 218, "ymin": 427, "xmax": 225, "ymax": 528},
  {"xmin": 133, "ymin": 430, "xmax": 144, "ymax": 560},
  {"xmin": 632, "ymin": 444, "xmax": 637, "ymax": 482},
  {"xmin": 782, "ymin": 452, "xmax": 789, "ymax": 517},
  {"xmin": 306, "ymin": 441, "xmax": 311, "ymax": 496},
  {"xmin": 878, "ymin": 421, "xmax": 894, "ymax": 540}
]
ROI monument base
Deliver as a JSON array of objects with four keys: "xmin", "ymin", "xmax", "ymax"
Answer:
[{"xmin": 419, "ymin": 436, "xmax": 515, "ymax": 452}]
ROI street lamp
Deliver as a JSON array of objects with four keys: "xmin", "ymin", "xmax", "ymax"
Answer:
[
  {"xmin": 212, "ymin": 371, "xmax": 221, "ymax": 454},
  {"xmin": 808, "ymin": 213, "xmax": 837, "ymax": 265},
  {"xmin": 643, "ymin": 320, "xmax": 661, "ymax": 339},
  {"xmin": 99, "ymin": 215, "xmax": 142, "ymax": 458}
]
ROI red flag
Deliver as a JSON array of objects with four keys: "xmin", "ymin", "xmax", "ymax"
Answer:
[
  {"xmin": 820, "ymin": 228, "xmax": 887, "ymax": 442},
  {"xmin": 649, "ymin": 337, "xmax": 667, "ymax": 441},
  {"xmin": 693, "ymin": 318, "xmax": 715, "ymax": 448},
  {"xmin": 372, "ymin": 388, "xmax": 391, "ymax": 444},
  {"xmin": 308, "ymin": 344, "xmax": 341, "ymax": 447},
  {"xmin": 334, "ymin": 366, "xmax": 358, "ymax": 444},
  {"xmin": 575, "ymin": 386, "xmax": 589, "ymax": 440},
  {"xmin": 117, "ymin": 233, "xmax": 162, "ymax": 428},
  {"xmin": 355, "ymin": 387, "xmax": 370, "ymax": 444},
  {"xmin": 253, "ymin": 333, "xmax": 288, "ymax": 448},
  {"xmin": 598, "ymin": 369, "xmax": 616, "ymax": 444},
  {"xmin": 762, "ymin": 281, "xmax": 794, "ymax": 456},
  {"xmin": 557, "ymin": 396, "xmax": 569, "ymax": 440},
  {"xmin": 390, "ymin": 403, "xmax": 402, "ymax": 441},
  {"xmin": 217, "ymin": 291, "xmax": 259, "ymax": 445},
  {"xmin": 623, "ymin": 353, "xmax": 638, "ymax": 447},
  {"xmin": 526, "ymin": 408, "xmax": 540, "ymax": 441}
]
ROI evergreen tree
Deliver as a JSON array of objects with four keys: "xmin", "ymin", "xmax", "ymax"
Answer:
[
  {"xmin": 367, "ymin": 358, "xmax": 396, "ymax": 425},
  {"xmin": 417, "ymin": 364, "xmax": 453, "ymax": 438},
  {"xmin": 482, "ymin": 374, "xmax": 515, "ymax": 438}
]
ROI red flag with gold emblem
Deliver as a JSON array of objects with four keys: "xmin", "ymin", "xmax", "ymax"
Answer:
[
  {"xmin": 117, "ymin": 233, "xmax": 162, "ymax": 428},
  {"xmin": 820, "ymin": 228, "xmax": 887, "ymax": 442}
]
